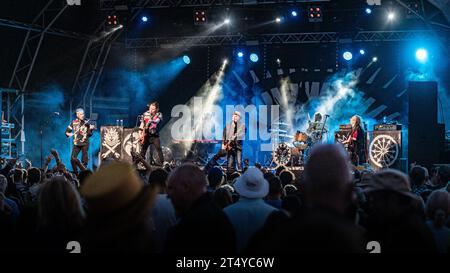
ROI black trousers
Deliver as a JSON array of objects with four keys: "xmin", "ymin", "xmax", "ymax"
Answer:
[
  {"xmin": 71, "ymin": 144, "xmax": 89, "ymax": 172},
  {"xmin": 140, "ymin": 135, "xmax": 164, "ymax": 166}
]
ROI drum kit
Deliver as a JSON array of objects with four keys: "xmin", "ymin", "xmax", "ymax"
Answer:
[
  {"xmin": 147, "ymin": 119, "xmax": 325, "ymax": 168},
  {"xmin": 271, "ymin": 121, "xmax": 325, "ymax": 167}
]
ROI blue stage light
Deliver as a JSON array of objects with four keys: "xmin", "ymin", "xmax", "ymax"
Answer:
[
  {"xmin": 237, "ymin": 51, "xmax": 244, "ymax": 58},
  {"xmin": 343, "ymin": 51, "xmax": 353, "ymax": 61},
  {"xmin": 359, "ymin": 49, "xmax": 365, "ymax": 55},
  {"xmin": 365, "ymin": 8, "xmax": 372, "ymax": 14},
  {"xmin": 291, "ymin": 11, "xmax": 298, "ymax": 17},
  {"xmin": 415, "ymin": 48, "xmax": 428, "ymax": 63},
  {"xmin": 183, "ymin": 55, "xmax": 191, "ymax": 64},
  {"xmin": 250, "ymin": 53, "xmax": 259, "ymax": 63},
  {"xmin": 141, "ymin": 16, "xmax": 148, "ymax": 22}
]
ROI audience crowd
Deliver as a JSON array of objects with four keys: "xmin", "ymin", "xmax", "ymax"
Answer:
[{"xmin": 1, "ymin": 144, "xmax": 449, "ymax": 253}]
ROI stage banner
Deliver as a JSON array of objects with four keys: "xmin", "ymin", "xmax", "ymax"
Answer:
[
  {"xmin": 100, "ymin": 126, "xmax": 123, "ymax": 162},
  {"xmin": 121, "ymin": 127, "xmax": 142, "ymax": 163}
]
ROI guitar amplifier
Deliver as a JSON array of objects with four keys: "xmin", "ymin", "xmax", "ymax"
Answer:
[
  {"xmin": 374, "ymin": 124, "xmax": 402, "ymax": 131},
  {"xmin": 335, "ymin": 125, "xmax": 352, "ymax": 144},
  {"xmin": 369, "ymin": 130, "xmax": 402, "ymax": 170},
  {"xmin": 339, "ymin": 124, "xmax": 352, "ymax": 130}
]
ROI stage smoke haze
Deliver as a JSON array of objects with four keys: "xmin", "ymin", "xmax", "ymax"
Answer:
[
  {"xmin": 24, "ymin": 84, "xmax": 71, "ymax": 168},
  {"xmin": 296, "ymin": 70, "xmax": 377, "ymax": 142}
]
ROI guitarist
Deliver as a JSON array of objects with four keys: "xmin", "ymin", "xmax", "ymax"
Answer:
[
  {"xmin": 222, "ymin": 111, "xmax": 246, "ymax": 173},
  {"xmin": 342, "ymin": 115, "xmax": 366, "ymax": 166},
  {"xmin": 139, "ymin": 101, "xmax": 164, "ymax": 166}
]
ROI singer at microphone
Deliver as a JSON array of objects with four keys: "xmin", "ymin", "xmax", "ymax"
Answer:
[{"xmin": 138, "ymin": 101, "xmax": 164, "ymax": 166}]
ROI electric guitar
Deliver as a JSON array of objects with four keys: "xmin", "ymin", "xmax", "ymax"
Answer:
[
  {"xmin": 223, "ymin": 139, "xmax": 237, "ymax": 152},
  {"xmin": 140, "ymin": 113, "xmax": 161, "ymax": 144},
  {"xmin": 343, "ymin": 132, "xmax": 359, "ymax": 164}
]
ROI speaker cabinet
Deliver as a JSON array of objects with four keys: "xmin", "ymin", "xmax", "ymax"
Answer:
[{"xmin": 369, "ymin": 130, "xmax": 402, "ymax": 170}]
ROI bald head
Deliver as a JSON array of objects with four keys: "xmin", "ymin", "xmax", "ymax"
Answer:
[
  {"xmin": 304, "ymin": 144, "xmax": 352, "ymax": 213},
  {"xmin": 167, "ymin": 163, "xmax": 207, "ymax": 216}
]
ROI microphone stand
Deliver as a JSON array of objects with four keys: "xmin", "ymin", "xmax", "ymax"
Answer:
[
  {"xmin": 319, "ymin": 115, "xmax": 329, "ymax": 142},
  {"xmin": 40, "ymin": 113, "xmax": 57, "ymax": 169}
]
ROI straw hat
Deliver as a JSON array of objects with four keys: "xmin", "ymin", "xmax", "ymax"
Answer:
[{"xmin": 81, "ymin": 161, "xmax": 146, "ymax": 214}]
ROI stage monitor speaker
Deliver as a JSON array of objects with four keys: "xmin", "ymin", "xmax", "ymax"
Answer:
[
  {"xmin": 368, "ymin": 130, "xmax": 402, "ymax": 170},
  {"xmin": 408, "ymin": 81, "xmax": 437, "ymax": 126}
]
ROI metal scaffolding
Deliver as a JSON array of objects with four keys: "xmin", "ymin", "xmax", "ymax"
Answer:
[
  {"xmin": 125, "ymin": 30, "xmax": 444, "ymax": 48},
  {"xmin": 0, "ymin": 88, "xmax": 21, "ymax": 158},
  {"xmin": 71, "ymin": 0, "xmax": 153, "ymax": 117},
  {"xmin": 99, "ymin": 0, "xmax": 331, "ymax": 10},
  {"xmin": 7, "ymin": 0, "xmax": 69, "ymax": 157},
  {"xmin": 0, "ymin": 18, "xmax": 92, "ymax": 41},
  {"xmin": 70, "ymin": 31, "xmax": 121, "ymax": 115}
]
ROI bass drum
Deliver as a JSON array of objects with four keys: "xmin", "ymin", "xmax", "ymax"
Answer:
[{"xmin": 272, "ymin": 142, "xmax": 291, "ymax": 166}]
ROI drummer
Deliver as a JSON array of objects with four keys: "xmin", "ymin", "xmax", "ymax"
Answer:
[
  {"xmin": 307, "ymin": 112, "xmax": 324, "ymax": 133},
  {"xmin": 306, "ymin": 112, "xmax": 327, "ymax": 144}
]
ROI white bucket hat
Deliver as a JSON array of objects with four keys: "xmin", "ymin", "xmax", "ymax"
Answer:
[{"xmin": 234, "ymin": 167, "xmax": 268, "ymax": 199}]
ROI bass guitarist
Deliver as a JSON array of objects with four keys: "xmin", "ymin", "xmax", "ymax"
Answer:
[{"xmin": 139, "ymin": 101, "xmax": 164, "ymax": 166}]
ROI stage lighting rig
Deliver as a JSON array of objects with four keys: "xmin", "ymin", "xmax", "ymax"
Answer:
[
  {"xmin": 415, "ymin": 48, "xmax": 428, "ymax": 63},
  {"xmin": 250, "ymin": 53, "xmax": 259, "ymax": 63},
  {"xmin": 194, "ymin": 10, "xmax": 207, "ymax": 25},
  {"xmin": 106, "ymin": 15, "xmax": 119, "ymax": 27},
  {"xmin": 308, "ymin": 5, "xmax": 322, "ymax": 22},
  {"xmin": 406, "ymin": 1, "xmax": 421, "ymax": 18},
  {"xmin": 387, "ymin": 11, "xmax": 396, "ymax": 21},
  {"xmin": 343, "ymin": 51, "xmax": 353, "ymax": 61}
]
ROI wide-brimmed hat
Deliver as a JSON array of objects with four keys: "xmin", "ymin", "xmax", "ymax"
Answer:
[
  {"xmin": 234, "ymin": 167, "xmax": 268, "ymax": 198},
  {"xmin": 81, "ymin": 161, "xmax": 149, "ymax": 214}
]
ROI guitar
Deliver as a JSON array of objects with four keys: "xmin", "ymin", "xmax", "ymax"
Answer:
[
  {"xmin": 140, "ymin": 113, "xmax": 161, "ymax": 144},
  {"xmin": 223, "ymin": 139, "xmax": 237, "ymax": 152},
  {"xmin": 343, "ymin": 132, "xmax": 359, "ymax": 164}
]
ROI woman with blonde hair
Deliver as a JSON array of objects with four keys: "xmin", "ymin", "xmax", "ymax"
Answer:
[
  {"xmin": 343, "ymin": 115, "xmax": 366, "ymax": 165},
  {"xmin": 35, "ymin": 176, "xmax": 85, "ymax": 251}
]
